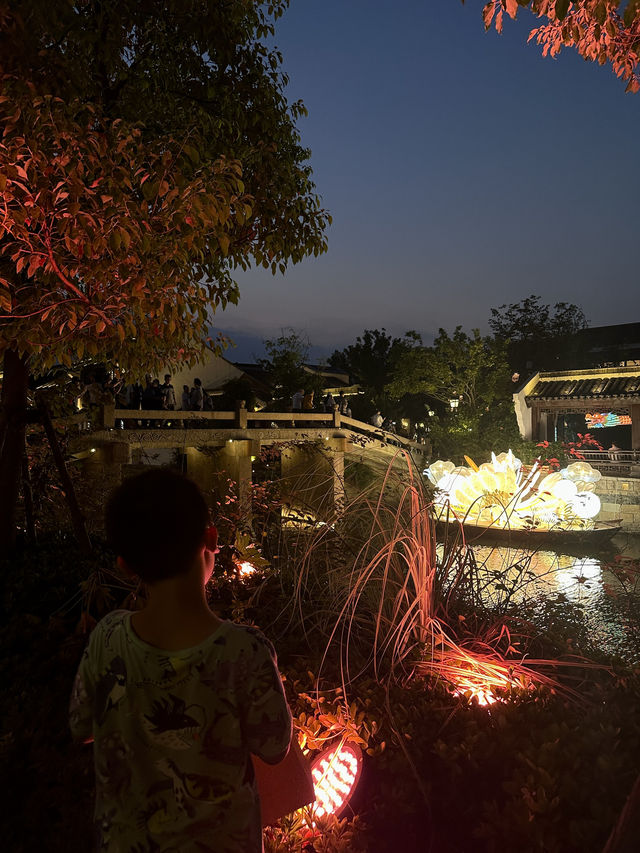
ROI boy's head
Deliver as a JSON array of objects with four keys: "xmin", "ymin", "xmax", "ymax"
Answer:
[{"xmin": 106, "ymin": 469, "xmax": 211, "ymax": 583}]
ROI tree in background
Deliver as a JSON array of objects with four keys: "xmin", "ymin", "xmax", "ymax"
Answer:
[
  {"xmin": 472, "ymin": 0, "xmax": 640, "ymax": 93},
  {"xmin": 329, "ymin": 329, "xmax": 422, "ymax": 421},
  {"xmin": 258, "ymin": 329, "xmax": 324, "ymax": 406},
  {"xmin": 489, "ymin": 295, "xmax": 588, "ymax": 375},
  {"xmin": 387, "ymin": 328, "xmax": 519, "ymax": 460},
  {"xmin": 0, "ymin": 0, "xmax": 330, "ymax": 551},
  {"xmin": 217, "ymin": 378, "xmax": 258, "ymax": 413}
]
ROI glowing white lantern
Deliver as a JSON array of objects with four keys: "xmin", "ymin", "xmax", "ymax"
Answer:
[
  {"xmin": 572, "ymin": 480, "xmax": 596, "ymax": 493},
  {"xmin": 568, "ymin": 492, "xmax": 601, "ymax": 520},
  {"xmin": 564, "ymin": 462, "xmax": 601, "ymax": 484},
  {"xmin": 536, "ymin": 508, "xmax": 560, "ymax": 525},
  {"xmin": 435, "ymin": 472, "xmax": 460, "ymax": 496},
  {"xmin": 537, "ymin": 472, "xmax": 563, "ymax": 493},
  {"xmin": 426, "ymin": 460, "xmax": 455, "ymax": 486},
  {"xmin": 549, "ymin": 479, "xmax": 578, "ymax": 502},
  {"xmin": 493, "ymin": 450, "xmax": 522, "ymax": 472}
]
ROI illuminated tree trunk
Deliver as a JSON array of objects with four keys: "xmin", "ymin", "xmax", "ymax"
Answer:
[{"xmin": 0, "ymin": 348, "xmax": 29, "ymax": 555}]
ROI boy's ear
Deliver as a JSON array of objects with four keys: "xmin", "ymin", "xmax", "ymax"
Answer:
[
  {"xmin": 204, "ymin": 525, "xmax": 218, "ymax": 552},
  {"xmin": 117, "ymin": 555, "xmax": 137, "ymax": 579}
]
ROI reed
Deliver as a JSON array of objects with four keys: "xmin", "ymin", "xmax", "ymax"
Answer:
[{"xmin": 286, "ymin": 449, "xmax": 562, "ymax": 703}]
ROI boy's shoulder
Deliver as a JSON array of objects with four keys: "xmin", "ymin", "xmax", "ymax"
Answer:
[
  {"xmin": 220, "ymin": 621, "xmax": 275, "ymax": 656},
  {"xmin": 86, "ymin": 609, "xmax": 129, "ymax": 650},
  {"xmin": 85, "ymin": 613, "xmax": 274, "ymax": 664},
  {"xmin": 91, "ymin": 609, "xmax": 129, "ymax": 636}
]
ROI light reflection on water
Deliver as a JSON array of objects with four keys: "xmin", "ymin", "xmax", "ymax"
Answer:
[{"xmin": 445, "ymin": 534, "xmax": 640, "ymax": 664}]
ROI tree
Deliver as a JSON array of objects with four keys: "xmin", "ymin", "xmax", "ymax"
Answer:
[
  {"xmin": 258, "ymin": 329, "xmax": 324, "ymax": 405},
  {"xmin": 0, "ymin": 1, "xmax": 330, "ymax": 551},
  {"xmin": 489, "ymin": 295, "xmax": 588, "ymax": 373},
  {"xmin": 387, "ymin": 328, "xmax": 519, "ymax": 459},
  {"xmin": 388, "ymin": 327, "xmax": 511, "ymax": 414},
  {"xmin": 471, "ymin": 0, "xmax": 640, "ymax": 93},
  {"xmin": 329, "ymin": 329, "xmax": 422, "ymax": 418}
]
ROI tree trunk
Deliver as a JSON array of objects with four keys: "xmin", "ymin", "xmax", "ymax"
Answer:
[
  {"xmin": 602, "ymin": 772, "xmax": 640, "ymax": 853},
  {"xmin": 21, "ymin": 439, "xmax": 36, "ymax": 544},
  {"xmin": 0, "ymin": 349, "xmax": 29, "ymax": 555},
  {"xmin": 37, "ymin": 398, "xmax": 93, "ymax": 556}
]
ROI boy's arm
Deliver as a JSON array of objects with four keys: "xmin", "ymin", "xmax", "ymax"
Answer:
[
  {"xmin": 69, "ymin": 647, "xmax": 94, "ymax": 744},
  {"xmin": 245, "ymin": 631, "xmax": 293, "ymax": 765}
]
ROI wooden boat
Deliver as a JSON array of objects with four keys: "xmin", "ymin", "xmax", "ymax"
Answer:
[{"xmin": 435, "ymin": 515, "xmax": 622, "ymax": 554}]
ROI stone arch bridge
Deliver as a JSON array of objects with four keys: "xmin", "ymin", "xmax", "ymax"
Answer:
[{"xmin": 75, "ymin": 405, "xmax": 430, "ymax": 520}]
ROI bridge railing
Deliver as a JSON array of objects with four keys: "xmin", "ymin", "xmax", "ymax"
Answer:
[{"xmin": 91, "ymin": 405, "xmax": 428, "ymax": 453}]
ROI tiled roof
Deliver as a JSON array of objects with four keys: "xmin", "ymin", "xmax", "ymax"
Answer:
[{"xmin": 526, "ymin": 374, "xmax": 640, "ymax": 400}]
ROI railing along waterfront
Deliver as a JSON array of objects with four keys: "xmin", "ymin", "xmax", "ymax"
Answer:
[{"xmin": 578, "ymin": 449, "xmax": 640, "ymax": 479}]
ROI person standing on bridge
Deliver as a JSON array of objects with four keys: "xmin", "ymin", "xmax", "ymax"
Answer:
[
  {"xmin": 292, "ymin": 388, "xmax": 304, "ymax": 413},
  {"xmin": 302, "ymin": 390, "xmax": 315, "ymax": 427},
  {"xmin": 161, "ymin": 375, "xmax": 176, "ymax": 428},
  {"xmin": 161, "ymin": 375, "xmax": 176, "ymax": 411},
  {"xmin": 190, "ymin": 379, "xmax": 204, "ymax": 411}
]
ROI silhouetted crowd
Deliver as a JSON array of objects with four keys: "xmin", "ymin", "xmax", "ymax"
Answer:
[
  {"xmin": 291, "ymin": 388, "xmax": 352, "ymax": 418},
  {"xmin": 79, "ymin": 373, "xmax": 220, "ymax": 429}
]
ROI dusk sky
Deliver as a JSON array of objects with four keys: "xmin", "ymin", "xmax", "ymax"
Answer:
[{"xmin": 218, "ymin": 0, "xmax": 640, "ymax": 362}]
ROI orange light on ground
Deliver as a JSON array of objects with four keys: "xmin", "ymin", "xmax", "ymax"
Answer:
[
  {"xmin": 309, "ymin": 742, "xmax": 362, "ymax": 820},
  {"xmin": 452, "ymin": 677, "xmax": 498, "ymax": 706},
  {"xmin": 416, "ymin": 639, "xmax": 543, "ymax": 708},
  {"xmin": 238, "ymin": 561, "xmax": 256, "ymax": 577}
]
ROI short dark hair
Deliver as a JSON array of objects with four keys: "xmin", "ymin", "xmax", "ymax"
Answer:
[{"xmin": 105, "ymin": 469, "xmax": 210, "ymax": 582}]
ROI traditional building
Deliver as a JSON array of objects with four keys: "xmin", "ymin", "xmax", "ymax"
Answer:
[{"xmin": 514, "ymin": 366, "xmax": 640, "ymax": 450}]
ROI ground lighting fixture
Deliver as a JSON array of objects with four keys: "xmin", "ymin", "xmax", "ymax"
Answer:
[{"xmin": 308, "ymin": 742, "xmax": 363, "ymax": 821}]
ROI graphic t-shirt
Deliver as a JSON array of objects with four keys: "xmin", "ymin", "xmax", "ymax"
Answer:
[{"xmin": 69, "ymin": 612, "xmax": 292, "ymax": 853}]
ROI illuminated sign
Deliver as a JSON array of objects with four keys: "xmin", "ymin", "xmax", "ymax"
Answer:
[{"xmin": 585, "ymin": 412, "xmax": 631, "ymax": 429}]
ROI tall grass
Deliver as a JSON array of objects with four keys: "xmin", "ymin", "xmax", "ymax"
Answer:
[{"xmin": 283, "ymin": 448, "xmax": 564, "ymax": 703}]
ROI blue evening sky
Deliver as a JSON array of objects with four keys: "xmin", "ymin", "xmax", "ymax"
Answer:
[{"xmin": 218, "ymin": 0, "xmax": 640, "ymax": 362}]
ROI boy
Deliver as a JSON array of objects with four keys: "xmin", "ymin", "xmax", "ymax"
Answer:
[{"xmin": 69, "ymin": 469, "xmax": 292, "ymax": 852}]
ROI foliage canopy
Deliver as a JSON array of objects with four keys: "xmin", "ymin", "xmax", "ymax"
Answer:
[
  {"xmin": 387, "ymin": 327, "xmax": 519, "ymax": 459},
  {"xmin": 0, "ymin": 0, "xmax": 330, "ymax": 374},
  {"xmin": 489, "ymin": 294, "xmax": 588, "ymax": 372},
  {"xmin": 473, "ymin": 0, "xmax": 640, "ymax": 93},
  {"xmin": 387, "ymin": 327, "xmax": 511, "ymax": 413},
  {"xmin": 258, "ymin": 328, "xmax": 324, "ymax": 402}
]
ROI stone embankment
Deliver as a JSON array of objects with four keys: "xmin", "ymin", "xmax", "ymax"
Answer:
[{"xmin": 596, "ymin": 476, "xmax": 640, "ymax": 533}]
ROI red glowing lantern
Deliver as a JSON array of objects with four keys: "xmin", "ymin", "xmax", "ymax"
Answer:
[{"xmin": 309, "ymin": 742, "xmax": 363, "ymax": 820}]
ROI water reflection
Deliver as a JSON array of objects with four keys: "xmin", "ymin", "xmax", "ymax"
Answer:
[{"xmin": 439, "ymin": 534, "xmax": 640, "ymax": 664}]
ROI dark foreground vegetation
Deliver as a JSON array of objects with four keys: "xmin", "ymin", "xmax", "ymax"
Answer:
[{"xmin": 3, "ymin": 487, "xmax": 640, "ymax": 853}]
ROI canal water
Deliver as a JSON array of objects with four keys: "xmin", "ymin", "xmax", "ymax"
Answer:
[{"xmin": 466, "ymin": 534, "xmax": 640, "ymax": 664}]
